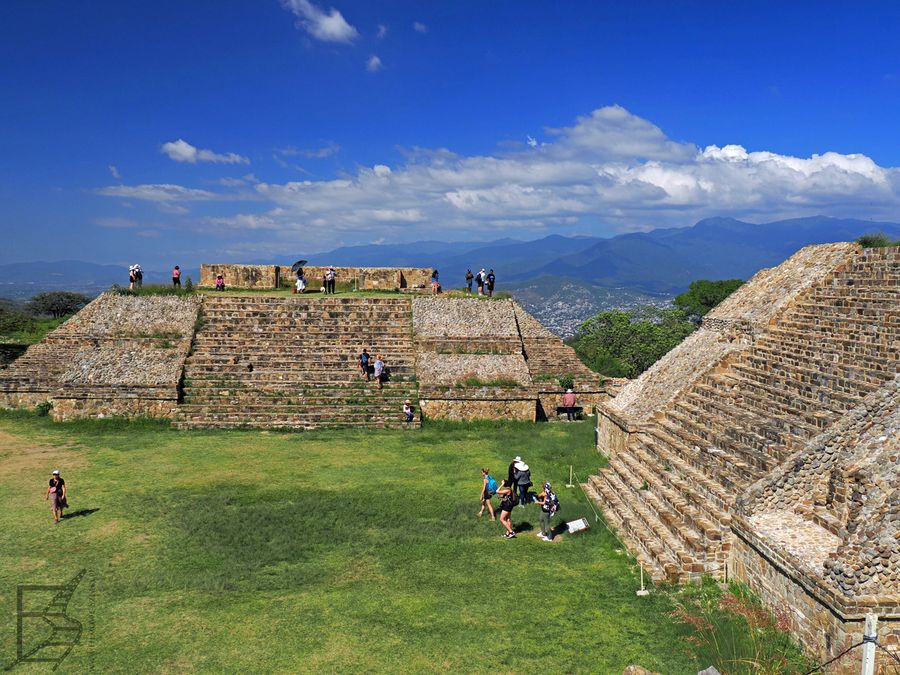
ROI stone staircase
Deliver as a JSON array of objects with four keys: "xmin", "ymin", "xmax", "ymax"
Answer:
[
  {"xmin": 588, "ymin": 246, "xmax": 900, "ymax": 582},
  {"xmin": 175, "ymin": 296, "xmax": 420, "ymax": 429},
  {"xmin": 0, "ymin": 336, "xmax": 86, "ymax": 397}
]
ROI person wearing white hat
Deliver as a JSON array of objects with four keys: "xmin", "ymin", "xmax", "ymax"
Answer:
[
  {"xmin": 514, "ymin": 460, "xmax": 532, "ymax": 508},
  {"xmin": 506, "ymin": 456, "xmax": 522, "ymax": 491},
  {"xmin": 563, "ymin": 388, "xmax": 577, "ymax": 421},
  {"xmin": 45, "ymin": 469, "xmax": 66, "ymax": 524}
]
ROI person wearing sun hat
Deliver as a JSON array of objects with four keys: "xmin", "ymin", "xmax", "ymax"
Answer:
[
  {"xmin": 45, "ymin": 469, "xmax": 67, "ymax": 524},
  {"xmin": 507, "ymin": 456, "xmax": 521, "ymax": 492},
  {"xmin": 514, "ymin": 459, "xmax": 532, "ymax": 508},
  {"xmin": 403, "ymin": 399, "xmax": 414, "ymax": 424}
]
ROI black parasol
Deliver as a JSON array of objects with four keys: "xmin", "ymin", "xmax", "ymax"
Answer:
[{"xmin": 290, "ymin": 260, "xmax": 308, "ymax": 273}]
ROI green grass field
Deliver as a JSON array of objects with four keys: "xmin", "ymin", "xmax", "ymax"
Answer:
[{"xmin": 0, "ymin": 414, "xmax": 807, "ymax": 674}]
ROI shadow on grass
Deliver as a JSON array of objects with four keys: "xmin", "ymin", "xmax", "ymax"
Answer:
[{"xmin": 62, "ymin": 508, "xmax": 100, "ymax": 519}]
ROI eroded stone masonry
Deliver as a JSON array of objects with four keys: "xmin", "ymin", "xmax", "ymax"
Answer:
[
  {"xmin": 588, "ymin": 243, "xmax": 899, "ymax": 670},
  {"xmin": 0, "ymin": 293, "xmax": 610, "ymax": 429}
]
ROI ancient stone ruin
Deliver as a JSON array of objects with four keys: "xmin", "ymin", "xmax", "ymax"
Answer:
[
  {"xmin": 199, "ymin": 264, "xmax": 434, "ymax": 291},
  {"xmin": 0, "ymin": 292, "xmax": 610, "ymax": 428},
  {"xmin": 588, "ymin": 243, "xmax": 899, "ymax": 669}
]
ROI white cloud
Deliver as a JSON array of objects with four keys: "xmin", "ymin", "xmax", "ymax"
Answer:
[
  {"xmin": 277, "ymin": 143, "xmax": 340, "ymax": 159},
  {"xmin": 413, "ymin": 21, "xmax": 427, "ymax": 33},
  {"xmin": 94, "ymin": 216, "xmax": 137, "ymax": 229},
  {"xmin": 96, "ymin": 106, "xmax": 900, "ymax": 247},
  {"xmin": 161, "ymin": 139, "xmax": 249, "ymax": 165},
  {"xmin": 108, "ymin": 165, "xmax": 121, "ymax": 179},
  {"xmin": 366, "ymin": 55, "xmax": 383, "ymax": 73},
  {"xmin": 281, "ymin": 0, "xmax": 358, "ymax": 43},
  {"xmin": 376, "ymin": 24, "xmax": 387, "ymax": 39},
  {"xmin": 526, "ymin": 136, "xmax": 537, "ymax": 148}
]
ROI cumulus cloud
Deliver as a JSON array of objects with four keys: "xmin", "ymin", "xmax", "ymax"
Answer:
[
  {"xmin": 161, "ymin": 139, "xmax": 249, "ymax": 165},
  {"xmin": 281, "ymin": 0, "xmax": 358, "ymax": 43},
  {"xmin": 413, "ymin": 21, "xmax": 427, "ymax": 33},
  {"xmin": 96, "ymin": 105, "xmax": 900, "ymax": 245},
  {"xmin": 366, "ymin": 55, "xmax": 383, "ymax": 73}
]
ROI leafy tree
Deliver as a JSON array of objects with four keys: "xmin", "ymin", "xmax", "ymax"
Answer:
[
  {"xmin": 26, "ymin": 291, "xmax": 91, "ymax": 318},
  {"xmin": 0, "ymin": 308, "xmax": 35, "ymax": 334},
  {"xmin": 857, "ymin": 232, "xmax": 899, "ymax": 248},
  {"xmin": 673, "ymin": 279, "xmax": 744, "ymax": 322},
  {"xmin": 568, "ymin": 307, "xmax": 695, "ymax": 378}
]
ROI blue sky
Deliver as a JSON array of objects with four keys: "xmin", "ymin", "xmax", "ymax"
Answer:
[{"xmin": 2, "ymin": 0, "xmax": 900, "ymax": 268}]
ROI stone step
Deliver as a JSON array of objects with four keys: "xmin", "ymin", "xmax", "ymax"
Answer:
[
  {"xmin": 582, "ymin": 477, "xmax": 680, "ymax": 583},
  {"xmin": 729, "ymin": 361, "xmax": 872, "ymax": 412}
]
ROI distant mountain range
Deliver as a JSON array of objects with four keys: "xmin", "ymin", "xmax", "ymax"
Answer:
[{"xmin": 1, "ymin": 216, "xmax": 897, "ymax": 333}]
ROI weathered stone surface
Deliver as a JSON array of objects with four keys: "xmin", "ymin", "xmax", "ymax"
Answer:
[
  {"xmin": 413, "ymin": 297, "xmax": 520, "ymax": 337},
  {"xmin": 200, "ymin": 264, "xmax": 279, "ymax": 289},
  {"xmin": 416, "ymin": 353, "xmax": 531, "ymax": 387},
  {"xmin": 420, "ymin": 398, "xmax": 535, "ymax": 421}
]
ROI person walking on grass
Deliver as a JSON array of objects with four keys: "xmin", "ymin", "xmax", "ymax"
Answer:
[
  {"xmin": 514, "ymin": 460, "xmax": 532, "ymax": 508},
  {"xmin": 563, "ymin": 388, "xmax": 577, "ymax": 421},
  {"xmin": 497, "ymin": 479, "xmax": 517, "ymax": 538},
  {"xmin": 403, "ymin": 399, "xmax": 414, "ymax": 424},
  {"xmin": 172, "ymin": 265, "xmax": 181, "ymax": 288},
  {"xmin": 478, "ymin": 468, "xmax": 498, "ymax": 521},
  {"xmin": 358, "ymin": 348, "xmax": 371, "ymax": 381},
  {"xmin": 535, "ymin": 482, "xmax": 560, "ymax": 541},
  {"xmin": 465, "ymin": 269, "xmax": 474, "ymax": 293},
  {"xmin": 46, "ymin": 469, "xmax": 67, "ymax": 524},
  {"xmin": 486, "ymin": 269, "xmax": 496, "ymax": 298},
  {"xmin": 373, "ymin": 354, "xmax": 385, "ymax": 390}
]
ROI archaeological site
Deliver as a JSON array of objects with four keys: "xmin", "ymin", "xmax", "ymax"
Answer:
[{"xmin": 587, "ymin": 243, "xmax": 899, "ymax": 669}]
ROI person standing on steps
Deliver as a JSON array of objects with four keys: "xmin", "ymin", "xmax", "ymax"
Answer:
[
  {"xmin": 358, "ymin": 348, "xmax": 371, "ymax": 381},
  {"xmin": 478, "ymin": 467, "xmax": 497, "ymax": 521},
  {"xmin": 514, "ymin": 460, "xmax": 532, "ymax": 508},
  {"xmin": 325, "ymin": 266, "xmax": 336, "ymax": 295},
  {"xmin": 46, "ymin": 469, "xmax": 67, "ymax": 524},
  {"xmin": 497, "ymin": 480, "xmax": 517, "ymax": 538},
  {"xmin": 486, "ymin": 269, "xmax": 496, "ymax": 298},
  {"xmin": 172, "ymin": 265, "xmax": 181, "ymax": 288},
  {"xmin": 373, "ymin": 354, "xmax": 385, "ymax": 390},
  {"xmin": 535, "ymin": 482, "xmax": 559, "ymax": 541},
  {"xmin": 563, "ymin": 388, "xmax": 577, "ymax": 421},
  {"xmin": 465, "ymin": 269, "xmax": 474, "ymax": 293}
]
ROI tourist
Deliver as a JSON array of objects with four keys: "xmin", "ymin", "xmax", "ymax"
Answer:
[
  {"xmin": 514, "ymin": 460, "xmax": 532, "ymax": 508},
  {"xmin": 476, "ymin": 268, "xmax": 486, "ymax": 295},
  {"xmin": 497, "ymin": 480, "xmax": 517, "ymax": 538},
  {"xmin": 431, "ymin": 269, "xmax": 440, "ymax": 295},
  {"xmin": 295, "ymin": 271, "xmax": 307, "ymax": 294},
  {"xmin": 128, "ymin": 265, "xmax": 136, "ymax": 290},
  {"xmin": 486, "ymin": 269, "xmax": 496, "ymax": 298},
  {"xmin": 563, "ymin": 388, "xmax": 577, "ymax": 421},
  {"xmin": 507, "ymin": 455, "xmax": 521, "ymax": 490},
  {"xmin": 535, "ymin": 482, "xmax": 559, "ymax": 541},
  {"xmin": 403, "ymin": 399, "xmax": 414, "ymax": 424},
  {"xmin": 172, "ymin": 265, "xmax": 181, "ymax": 288},
  {"xmin": 46, "ymin": 469, "xmax": 67, "ymax": 524},
  {"xmin": 477, "ymin": 467, "xmax": 497, "ymax": 521},
  {"xmin": 373, "ymin": 354, "xmax": 385, "ymax": 390},
  {"xmin": 133, "ymin": 264, "xmax": 143, "ymax": 289},
  {"xmin": 215, "ymin": 274, "xmax": 226, "ymax": 291},
  {"xmin": 325, "ymin": 266, "xmax": 336, "ymax": 295},
  {"xmin": 465, "ymin": 269, "xmax": 474, "ymax": 293},
  {"xmin": 359, "ymin": 348, "xmax": 371, "ymax": 381}
]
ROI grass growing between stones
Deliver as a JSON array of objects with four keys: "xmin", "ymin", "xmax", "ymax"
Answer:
[{"xmin": 0, "ymin": 413, "xmax": 806, "ymax": 673}]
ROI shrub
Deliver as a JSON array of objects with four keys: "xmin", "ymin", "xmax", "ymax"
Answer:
[
  {"xmin": 558, "ymin": 374, "xmax": 574, "ymax": 391},
  {"xmin": 184, "ymin": 277, "xmax": 194, "ymax": 292},
  {"xmin": 857, "ymin": 232, "xmax": 900, "ymax": 248},
  {"xmin": 35, "ymin": 400, "xmax": 53, "ymax": 416}
]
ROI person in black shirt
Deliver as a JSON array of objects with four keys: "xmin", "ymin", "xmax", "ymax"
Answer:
[
  {"xmin": 46, "ymin": 469, "xmax": 66, "ymax": 524},
  {"xmin": 486, "ymin": 269, "xmax": 496, "ymax": 297},
  {"xmin": 497, "ymin": 480, "xmax": 516, "ymax": 538}
]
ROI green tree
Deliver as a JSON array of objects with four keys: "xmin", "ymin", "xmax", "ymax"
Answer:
[
  {"xmin": 26, "ymin": 291, "xmax": 91, "ymax": 318},
  {"xmin": 568, "ymin": 307, "xmax": 695, "ymax": 378},
  {"xmin": 673, "ymin": 279, "xmax": 744, "ymax": 322}
]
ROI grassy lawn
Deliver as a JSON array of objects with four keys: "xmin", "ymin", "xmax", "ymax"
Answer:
[{"xmin": 0, "ymin": 414, "xmax": 806, "ymax": 673}]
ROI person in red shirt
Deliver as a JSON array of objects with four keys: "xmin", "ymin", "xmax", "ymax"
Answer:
[
  {"xmin": 563, "ymin": 388, "xmax": 577, "ymax": 421},
  {"xmin": 172, "ymin": 265, "xmax": 182, "ymax": 288}
]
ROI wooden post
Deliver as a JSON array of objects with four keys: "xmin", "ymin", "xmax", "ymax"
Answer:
[{"xmin": 861, "ymin": 613, "xmax": 877, "ymax": 675}]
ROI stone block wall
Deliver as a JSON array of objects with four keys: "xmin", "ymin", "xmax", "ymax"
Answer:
[
  {"xmin": 200, "ymin": 264, "xmax": 280, "ymax": 289},
  {"xmin": 419, "ymin": 397, "xmax": 536, "ymax": 421},
  {"xmin": 280, "ymin": 266, "xmax": 432, "ymax": 290}
]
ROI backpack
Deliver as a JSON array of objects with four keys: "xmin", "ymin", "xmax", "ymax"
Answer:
[
  {"xmin": 545, "ymin": 491, "xmax": 559, "ymax": 515},
  {"xmin": 486, "ymin": 476, "xmax": 498, "ymax": 495}
]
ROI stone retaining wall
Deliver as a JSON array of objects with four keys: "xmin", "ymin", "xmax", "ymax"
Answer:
[
  {"xmin": 282, "ymin": 267, "xmax": 433, "ymax": 290},
  {"xmin": 200, "ymin": 264, "xmax": 280, "ymax": 289},
  {"xmin": 420, "ymin": 397, "xmax": 536, "ymax": 421}
]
